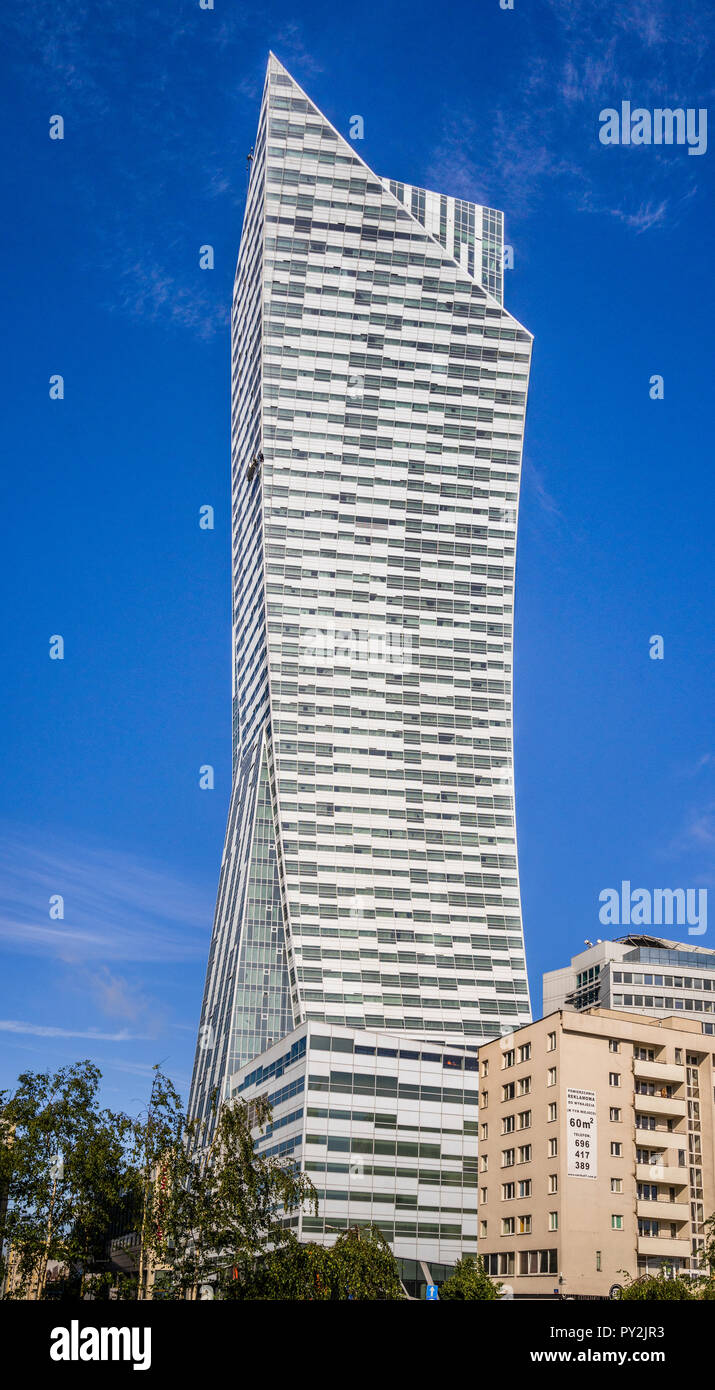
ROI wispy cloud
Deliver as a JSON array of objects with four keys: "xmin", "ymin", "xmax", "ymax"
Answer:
[
  {"xmin": 273, "ymin": 23, "xmax": 324, "ymax": 79},
  {"xmin": 607, "ymin": 199, "xmax": 670, "ymax": 233},
  {"xmin": 0, "ymin": 830, "xmax": 213, "ymax": 963},
  {"xmin": 107, "ymin": 254, "xmax": 230, "ymax": 340},
  {"xmin": 0, "ymin": 1019, "xmax": 145, "ymax": 1041},
  {"xmin": 424, "ymin": 0, "xmax": 712, "ymax": 233},
  {"xmin": 680, "ymin": 806, "xmax": 715, "ymax": 850},
  {"xmin": 659, "ymin": 800, "xmax": 715, "ymax": 886},
  {"xmin": 523, "ymin": 459, "xmax": 563, "ymax": 520}
]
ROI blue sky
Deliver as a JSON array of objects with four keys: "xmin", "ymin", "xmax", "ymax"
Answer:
[{"xmin": 1, "ymin": 0, "xmax": 713, "ymax": 1115}]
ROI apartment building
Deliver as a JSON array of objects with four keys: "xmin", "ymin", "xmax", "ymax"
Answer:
[
  {"xmin": 477, "ymin": 1008, "xmax": 715, "ymax": 1298},
  {"xmin": 189, "ymin": 51, "xmax": 534, "ymax": 1136}
]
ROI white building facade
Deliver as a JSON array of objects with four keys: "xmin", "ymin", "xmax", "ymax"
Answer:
[
  {"xmin": 229, "ymin": 1021, "xmax": 478, "ymax": 1288},
  {"xmin": 189, "ymin": 53, "xmax": 533, "ymax": 1163}
]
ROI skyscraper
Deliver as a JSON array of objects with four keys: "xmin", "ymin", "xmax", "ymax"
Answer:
[{"xmin": 189, "ymin": 54, "xmax": 533, "ymax": 1130}]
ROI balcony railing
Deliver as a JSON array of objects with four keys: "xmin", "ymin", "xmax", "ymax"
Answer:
[
  {"xmin": 636, "ymin": 1162, "xmax": 688, "ymax": 1186},
  {"xmin": 634, "ymin": 1093, "xmax": 687, "ymax": 1119},
  {"xmin": 636, "ymin": 1236, "xmax": 690, "ymax": 1258},
  {"xmin": 636, "ymin": 1200, "xmax": 689, "ymax": 1223},
  {"xmin": 633, "ymin": 1059, "xmax": 683, "ymax": 1085}
]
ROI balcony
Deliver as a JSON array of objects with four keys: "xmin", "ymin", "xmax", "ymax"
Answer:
[
  {"xmin": 636, "ymin": 1200, "xmax": 689, "ymax": 1223},
  {"xmin": 637, "ymin": 1237, "xmax": 690, "ymax": 1259},
  {"xmin": 634, "ymin": 1093, "xmax": 687, "ymax": 1120},
  {"xmin": 633, "ymin": 1059, "xmax": 683, "ymax": 1086},
  {"xmin": 636, "ymin": 1163, "xmax": 688, "ymax": 1187}
]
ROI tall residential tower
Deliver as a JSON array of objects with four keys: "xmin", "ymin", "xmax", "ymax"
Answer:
[{"xmin": 189, "ymin": 55, "xmax": 533, "ymax": 1132}]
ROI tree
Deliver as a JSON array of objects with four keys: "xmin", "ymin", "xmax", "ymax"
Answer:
[
  {"xmin": 439, "ymin": 1255, "xmax": 500, "ymax": 1301},
  {"xmin": 617, "ymin": 1270, "xmax": 695, "ymax": 1301},
  {"xmin": 326, "ymin": 1224, "xmax": 405, "ymax": 1300},
  {"xmin": 245, "ymin": 1224, "xmax": 405, "ymax": 1300},
  {"xmin": 0, "ymin": 1062, "xmax": 132, "ymax": 1299},
  {"xmin": 141, "ymin": 1090, "xmax": 318, "ymax": 1299},
  {"xmin": 127, "ymin": 1066, "xmax": 191, "ymax": 1300}
]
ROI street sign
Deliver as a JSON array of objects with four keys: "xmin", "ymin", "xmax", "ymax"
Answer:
[{"xmin": 426, "ymin": 1284, "xmax": 439, "ymax": 1300}]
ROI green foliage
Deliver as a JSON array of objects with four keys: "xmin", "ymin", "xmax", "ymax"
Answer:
[
  {"xmin": 438, "ymin": 1255, "xmax": 500, "ymax": 1301},
  {"xmin": 128, "ymin": 1065, "xmax": 190, "ymax": 1300},
  {"xmin": 617, "ymin": 1270, "xmax": 695, "ymax": 1301},
  {"xmin": 0, "ymin": 1062, "xmax": 133, "ymax": 1298},
  {"xmin": 141, "ymin": 1090, "xmax": 318, "ymax": 1300},
  {"xmin": 328, "ymin": 1223, "xmax": 405, "ymax": 1300},
  {"xmin": 1, "ymin": 1061, "xmax": 409, "ymax": 1301},
  {"xmin": 700, "ymin": 1212, "xmax": 715, "ymax": 1277},
  {"xmin": 235, "ymin": 1224, "xmax": 405, "ymax": 1300}
]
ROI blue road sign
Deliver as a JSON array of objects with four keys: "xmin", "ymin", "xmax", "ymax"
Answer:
[{"xmin": 426, "ymin": 1284, "xmax": 439, "ymax": 1300}]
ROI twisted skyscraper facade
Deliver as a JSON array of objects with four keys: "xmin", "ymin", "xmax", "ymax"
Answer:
[{"xmin": 189, "ymin": 54, "xmax": 532, "ymax": 1128}]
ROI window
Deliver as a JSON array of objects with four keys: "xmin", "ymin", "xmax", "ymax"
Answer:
[
  {"xmin": 518, "ymin": 1076, "xmax": 531, "ymax": 1096},
  {"xmin": 502, "ymin": 1115, "xmax": 515, "ymax": 1134},
  {"xmin": 609, "ymin": 1107, "xmax": 622, "ymax": 1122},
  {"xmin": 484, "ymin": 1252, "xmax": 514, "ymax": 1277},
  {"xmin": 518, "ymin": 1144, "xmax": 532, "ymax": 1163},
  {"xmin": 611, "ymin": 1177, "xmax": 623, "ymax": 1193},
  {"xmin": 609, "ymin": 1040, "xmax": 620, "ymax": 1054},
  {"xmin": 480, "ymin": 1187, "xmax": 488, "ymax": 1204},
  {"xmin": 548, "ymin": 1137, "xmax": 558, "ymax": 1157},
  {"xmin": 518, "ymin": 1043, "xmax": 531, "ymax": 1062},
  {"xmin": 480, "ymin": 1155, "xmax": 489, "ymax": 1172},
  {"xmin": 547, "ymin": 1067, "xmax": 557, "ymax": 1086},
  {"xmin": 611, "ymin": 1214, "xmax": 624, "ymax": 1230},
  {"xmin": 548, "ymin": 1173, "xmax": 558, "ymax": 1194},
  {"xmin": 547, "ymin": 1032, "xmax": 556, "ymax": 1052},
  {"xmin": 480, "ymin": 1123, "xmax": 488, "ymax": 1140},
  {"xmin": 502, "ymin": 1083, "xmax": 515, "ymax": 1101},
  {"xmin": 502, "ymin": 1049, "xmax": 515, "ymax": 1069},
  {"xmin": 501, "ymin": 1182, "xmax": 515, "ymax": 1200},
  {"xmin": 518, "ymin": 1110, "xmax": 532, "ymax": 1130},
  {"xmin": 547, "ymin": 1102, "xmax": 557, "ymax": 1122},
  {"xmin": 596, "ymin": 1251, "xmax": 602, "ymax": 1271},
  {"xmin": 501, "ymin": 1217, "xmax": 515, "ymax": 1235},
  {"xmin": 517, "ymin": 1215, "xmax": 531, "ymax": 1234},
  {"xmin": 675, "ymin": 1049, "xmax": 683, "ymax": 1064},
  {"xmin": 518, "ymin": 1179, "xmax": 532, "ymax": 1198},
  {"xmin": 481, "ymin": 1059, "xmax": 489, "ymax": 1077},
  {"xmin": 480, "ymin": 1090, "xmax": 488, "ymax": 1109},
  {"xmin": 519, "ymin": 1249, "xmax": 557, "ymax": 1275},
  {"xmin": 609, "ymin": 1072, "xmax": 621, "ymax": 1087},
  {"xmin": 479, "ymin": 1220, "xmax": 488, "ymax": 1238},
  {"xmin": 611, "ymin": 1142, "xmax": 622, "ymax": 1157},
  {"xmin": 501, "ymin": 1149, "xmax": 515, "ymax": 1168},
  {"xmin": 548, "ymin": 1211, "xmax": 558, "ymax": 1231}
]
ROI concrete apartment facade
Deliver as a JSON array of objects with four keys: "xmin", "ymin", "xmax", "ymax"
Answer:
[
  {"xmin": 543, "ymin": 934, "xmax": 715, "ymax": 1025},
  {"xmin": 477, "ymin": 1007, "xmax": 715, "ymax": 1299}
]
